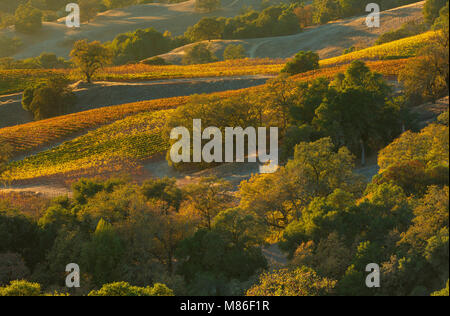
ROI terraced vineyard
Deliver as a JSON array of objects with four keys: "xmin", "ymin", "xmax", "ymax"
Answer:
[
  {"xmin": 0, "ymin": 58, "xmax": 410, "ymax": 160},
  {"xmin": 3, "ymin": 110, "xmax": 173, "ymax": 182},
  {"xmin": 0, "ymin": 59, "xmax": 284, "ymax": 95},
  {"xmin": 0, "ymin": 96, "xmax": 189, "ymax": 157},
  {"xmin": 94, "ymin": 58, "xmax": 285, "ymax": 82},
  {"xmin": 320, "ymin": 31, "xmax": 435, "ymax": 67}
]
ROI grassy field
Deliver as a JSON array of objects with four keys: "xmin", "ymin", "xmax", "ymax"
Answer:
[
  {"xmin": 320, "ymin": 31, "xmax": 435, "ymax": 67},
  {"xmin": 0, "ymin": 96, "xmax": 189, "ymax": 156}
]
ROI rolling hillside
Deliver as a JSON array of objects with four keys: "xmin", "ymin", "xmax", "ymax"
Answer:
[
  {"xmin": 157, "ymin": 1, "xmax": 425, "ymax": 63},
  {"xmin": 1, "ymin": 1, "xmax": 424, "ymax": 62},
  {"xmin": 1, "ymin": 0, "xmax": 274, "ymax": 59}
]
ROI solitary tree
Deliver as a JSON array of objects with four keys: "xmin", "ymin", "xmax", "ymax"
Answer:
[
  {"xmin": 281, "ymin": 51, "xmax": 319, "ymax": 75},
  {"xmin": 185, "ymin": 17, "xmax": 224, "ymax": 42},
  {"xmin": 182, "ymin": 43, "xmax": 218, "ymax": 65},
  {"xmin": 70, "ymin": 40, "xmax": 112, "ymax": 83}
]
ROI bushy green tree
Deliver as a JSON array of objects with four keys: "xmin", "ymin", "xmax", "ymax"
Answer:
[
  {"xmin": 88, "ymin": 281, "xmax": 174, "ymax": 296},
  {"xmin": 14, "ymin": 4, "xmax": 42, "ymax": 33},
  {"xmin": 223, "ymin": 44, "xmax": 246, "ymax": 60},
  {"xmin": 185, "ymin": 17, "xmax": 224, "ymax": 42},
  {"xmin": 246, "ymin": 267, "xmax": 336, "ymax": 296},
  {"xmin": 22, "ymin": 78, "xmax": 75, "ymax": 120},
  {"xmin": 423, "ymin": 0, "xmax": 448, "ymax": 24},
  {"xmin": 81, "ymin": 219, "xmax": 124, "ymax": 286},
  {"xmin": 0, "ymin": 280, "xmax": 41, "ymax": 296},
  {"xmin": 182, "ymin": 43, "xmax": 218, "ymax": 65},
  {"xmin": 70, "ymin": 40, "xmax": 112, "ymax": 83},
  {"xmin": 110, "ymin": 28, "xmax": 174, "ymax": 65},
  {"xmin": 281, "ymin": 51, "xmax": 319, "ymax": 75}
]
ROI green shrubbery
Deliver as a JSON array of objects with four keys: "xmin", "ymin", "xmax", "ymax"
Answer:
[
  {"xmin": 312, "ymin": 0, "xmax": 420, "ymax": 25},
  {"xmin": 223, "ymin": 44, "xmax": 246, "ymax": 60},
  {"xmin": 281, "ymin": 51, "xmax": 320, "ymax": 75},
  {"xmin": 109, "ymin": 28, "xmax": 188, "ymax": 65},
  {"xmin": 22, "ymin": 77, "xmax": 76, "ymax": 120},
  {"xmin": 182, "ymin": 43, "xmax": 218, "ymax": 65},
  {"xmin": 185, "ymin": 4, "xmax": 301, "ymax": 42},
  {"xmin": 14, "ymin": 3, "xmax": 42, "ymax": 33}
]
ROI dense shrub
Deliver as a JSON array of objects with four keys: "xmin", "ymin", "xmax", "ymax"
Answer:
[
  {"xmin": 14, "ymin": 4, "xmax": 42, "ymax": 33},
  {"xmin": 88, "ymin": 281, "xmax": 174, "ymax": 296},
  {"xmin": 182, "ymin": 43, "xmax": 218, "ymax": 65},
  {"xmin": 423, "ymin": 0, "xmax": 448, "ymax": 24},
  {"xmin": 281, "ymin": 51, "xmax": 320, "ymax": 75},
  {"xmin": 223, "ymin": 44, "xmax": 246, "ymax": 60},
  {"xmin": 186, "ymin": 4, "xmax": 301, "ymax": 41},
  {"xmin": 22, "ymin": 78, "xmax": 76, "ymax": 120},
  {"xmin": 109, "ymin": 28, "xmax": 187, "ymax": 65}
]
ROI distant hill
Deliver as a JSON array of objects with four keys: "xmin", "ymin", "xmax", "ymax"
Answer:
[
  {"xmin": 0, "ymin": 0, "xmax": 269, "ymax": 59},
  {"xmin": 154, "ymin": 1, "xmax": 425, "ymax": 64}
]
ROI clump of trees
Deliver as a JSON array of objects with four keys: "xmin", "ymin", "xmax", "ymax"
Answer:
[
  {"xmin": 185, "ymin": 4, "xmax": 301, "ymax": 42},
  {"xmin": 246, "ymin": 267, "xmax": 336, "ymax": 296},
  {"xmin": 223, "ymin": 44, "xmax": 246, "ymax": 60},
  {"xmin": 399, "ymin": 4, "xmax": 449, "ymax": 104},
  {"xmin": 423, "ymin": 0, "xmax": 448, "ymax": 25},
  {"xmin": 312, "ymin": 0, "xmax": 420, "ymax": 25},
  {"xmin": 22, "ymin": 77, "xmax": 76, "ymax": 120},
  {"xmin": 14, "ymin": 3, "xmax": 42, "ymax": 33},
  {"xmin": 88, "ymin": 281, "xmax": 174, "ymax": 296},
  {"xmin": 0, "ymin": 106, "xmax": 448, "ymax": 295},
  {"xmin": 281, "ymin": 51, "xmax": 320, "ymax": 75},
  {"xmin": 109, "ymin": 28, "xmax": 188, "ymax": 65},
  {"xmin": 0, "ymin": 53, "xmax": 71, "ymax": 69},
  {"xmin": 182, "ymin": 43, "xmax": 217, "ymax": 65},
  {"xmin": 185, "ymin": 17, "xmax": 224, "ymax": 42}
]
